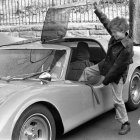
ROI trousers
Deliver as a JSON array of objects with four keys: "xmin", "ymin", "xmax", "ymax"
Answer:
[{"xmin": 79, "ymin": 64, "xmax": 129, "ymax": 124}]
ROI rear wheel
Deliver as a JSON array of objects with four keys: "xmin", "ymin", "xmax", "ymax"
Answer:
[
  {"xmin": 12, "ymin": 104, "xmax": 56, "ymax": 140},
  {"xmin": 126, "ymin": 69, "xmax": 140, "ymax": 111}
]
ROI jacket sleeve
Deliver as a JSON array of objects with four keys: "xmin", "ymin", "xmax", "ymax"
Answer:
[
  {"xmin": 102, "ymin": 42, "xmax": 133, "ymax": 85},
  {"xmin": 94, "ymin": 8, "xmax": 112, "ymax": 35}
]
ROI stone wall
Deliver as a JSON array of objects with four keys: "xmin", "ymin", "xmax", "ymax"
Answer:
[{"xmin": 0, "ymin": 23, "xmax": 110, "ymax": 39}]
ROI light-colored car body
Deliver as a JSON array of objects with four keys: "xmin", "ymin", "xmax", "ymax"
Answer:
[
  {"xmin": 1, "ymin": 6, "xmax": 140, "ymax": 140},
  {"xmin": 0, "ymin": 35, "xmax": 140, "ymax": 140},
  {"xmin": 0, "ymin": 32, "xmax": 26, "ymax": 46}
]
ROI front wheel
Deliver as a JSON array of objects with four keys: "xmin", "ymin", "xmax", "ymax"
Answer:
[
  {"xmin": 12, "ymin": 104, "xmax": 56, "ymax": 140},
  {"xmin": 126, "ymin": 69, "xmax": 140, "ymax": 111}
]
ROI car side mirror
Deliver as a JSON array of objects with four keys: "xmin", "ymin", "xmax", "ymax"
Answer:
[{"xmin": 39, "ymin": 72, "xmax": 52, "ymax": 84}]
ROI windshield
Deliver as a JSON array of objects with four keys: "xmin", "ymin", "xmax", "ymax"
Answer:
[{"xmin": 0, "ymin": 49, "xmax": 66, "ymax": 80}]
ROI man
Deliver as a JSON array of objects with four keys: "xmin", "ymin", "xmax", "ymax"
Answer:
[{"xmin": 79, "ymin": 2, "xmax": 134, "ymax": 135}]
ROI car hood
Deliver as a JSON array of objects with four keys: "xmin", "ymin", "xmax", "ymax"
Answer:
[
  {"xmin": 41, "ymin": 7, "xmax": 71, "ymax": 43},
  {"xmin": 0, "ymin": 81, "xmax": 43, "ymax": 103},
  {"xmin": 0, "ymin": 33, "xmax": 26, "ymax": 46}
]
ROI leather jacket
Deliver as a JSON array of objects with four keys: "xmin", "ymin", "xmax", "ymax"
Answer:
[{"xmin": 95, "ymin": 9, "xmax": 134, "ymax": 85}]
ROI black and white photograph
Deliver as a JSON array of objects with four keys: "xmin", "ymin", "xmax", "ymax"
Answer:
[{"xmin": 0, "ymin": 0, "xmax": 140, "ymax": 140}]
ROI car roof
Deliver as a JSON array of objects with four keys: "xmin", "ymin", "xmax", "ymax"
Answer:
[
  {"xmin": 53, "ymin": 36, "xmax": 109, "ymax": 52},
  {"xmin": 0, "ymin": 40, "xmax": 70, "ymax": 50},
  {"xmin": 0, "ymin": 36, "xmax": 109, "ymax": 53}
]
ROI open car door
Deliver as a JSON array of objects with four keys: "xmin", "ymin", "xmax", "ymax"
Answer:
[{"xmin": 41, "ymin": 7, "xmax": 71, "ymax": 43}]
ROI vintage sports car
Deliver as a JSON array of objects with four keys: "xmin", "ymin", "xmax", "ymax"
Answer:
[{"xmin": 0, "ymin": 7, "xmax": 140, "ymax": 140}]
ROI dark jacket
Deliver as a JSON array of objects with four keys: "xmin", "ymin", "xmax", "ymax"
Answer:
[{"xmin": 95, "ymin": 9, "xmax": 134, "ymax": 85}]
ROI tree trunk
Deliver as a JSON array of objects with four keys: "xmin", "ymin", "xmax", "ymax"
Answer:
[
  {"xmin": 129, "ymin": 0, "xmax": 140, "ymax": 44},
  {"xmin": 52, "ymin": 0, "xmax": 55, "ymax": 6}
]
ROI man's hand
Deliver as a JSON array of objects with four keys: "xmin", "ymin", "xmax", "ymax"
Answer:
[
  {"xmin": 87, "ymin": 0, "xmax": 100, "ymax": 10},
  {"xmin": 93, "ymin": 1, "xmax": 98, "ymax": 9},
  {"xmin": 87, "ymin": 0, "xmax": 99, "ymax": 5},
  {"xmin": 93, "ymin": 1, "xmax": 101, "ymax": 10}
]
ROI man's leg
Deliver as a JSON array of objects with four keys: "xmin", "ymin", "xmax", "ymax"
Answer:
[
  {"xmin": 79, "ymin": 64, "xmax": 103, "ymax": 85},
  {"xmin": 110, "ymin": 79, "xmax": 130, "ymax": 135}
]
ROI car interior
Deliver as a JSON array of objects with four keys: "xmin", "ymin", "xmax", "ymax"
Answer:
[
  {"xmin": 65, "ymin": 40, "xmax": 106, "ymax": 81},
  {"xmin": 51, "ymin": 38, "xmax": 106, "ymax": 81}
]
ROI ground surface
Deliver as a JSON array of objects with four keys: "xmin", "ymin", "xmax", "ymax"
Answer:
[{"xmin": 57, "ymin": 107, "xmax": 140, "ymax": 140}]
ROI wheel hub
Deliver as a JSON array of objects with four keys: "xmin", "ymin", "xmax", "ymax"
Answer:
[
  {"xmin": 131, "ymin": 74, "xmax": 140, "ymax": 103},
  {"xmin": 24, "ymin": 124, "xmax": 38, "ymax": 139},
  {"xmin": 20, "ymin": 114, "xmax": 52, "ymax": 140}
]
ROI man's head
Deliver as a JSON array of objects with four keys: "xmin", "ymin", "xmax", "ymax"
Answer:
[{"xmin": 108, "ymin": 17, "xmax": 129, "ymax": 40}]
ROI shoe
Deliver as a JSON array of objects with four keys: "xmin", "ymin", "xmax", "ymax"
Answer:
[{"xmin": 118, "ymin": 122, "xmax": 131, "ymax": 135}]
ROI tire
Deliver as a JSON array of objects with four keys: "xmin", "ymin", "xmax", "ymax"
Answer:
[
  {"xmin": 126, "ymin": 69, "xmax": 140, "ymax": 111},
  {"xmin": 12, "ymin": 104, "xmax": 56, "ymax": 140}
]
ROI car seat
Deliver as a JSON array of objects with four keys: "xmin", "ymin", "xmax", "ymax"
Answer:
[{"xmin": 67, "ymin": 41, "xmax": 93, "ymax": 81}]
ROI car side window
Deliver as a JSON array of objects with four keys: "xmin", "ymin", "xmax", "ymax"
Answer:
[
  {"xmin": 50, "ymin": 50, "xmax": 66, "ymax": 79},
  {"xmin": 66, "ymin": 41, "xmax": 106, "ymax": 81}
]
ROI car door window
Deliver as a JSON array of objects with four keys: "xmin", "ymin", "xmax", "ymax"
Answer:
[
  {"xmin": 50, "ymin": 50, "xmax": 66, "ymax": 79},
  {"xmin": 66, "ymin": 41, "xmax": 106, "ymax": 81}
]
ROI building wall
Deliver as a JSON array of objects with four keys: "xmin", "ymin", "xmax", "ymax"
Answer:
[{"xmin": 0, "ymin": 22, "xmax": 110, "ymax": 39}]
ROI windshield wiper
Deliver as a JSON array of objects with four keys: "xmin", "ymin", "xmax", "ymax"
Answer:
[{"xmin": 0, "ymin": 70, "xmax": 48, "ymax": 82}]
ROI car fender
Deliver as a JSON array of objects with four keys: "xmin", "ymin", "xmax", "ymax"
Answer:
[
  {"xmin": 12, "ymin": 97, "xmax": 62, "ymax": 131},
  {"xmin": 0, "ymin": 87, "xmax": 64, "ymax": 139},
  {"xmin": 122, "ymin": 62, "xmax": 140, "ymax": 101},
  {"xmin": 127, "ymin": 62, "xmax": 140, "ymax": 82}
]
